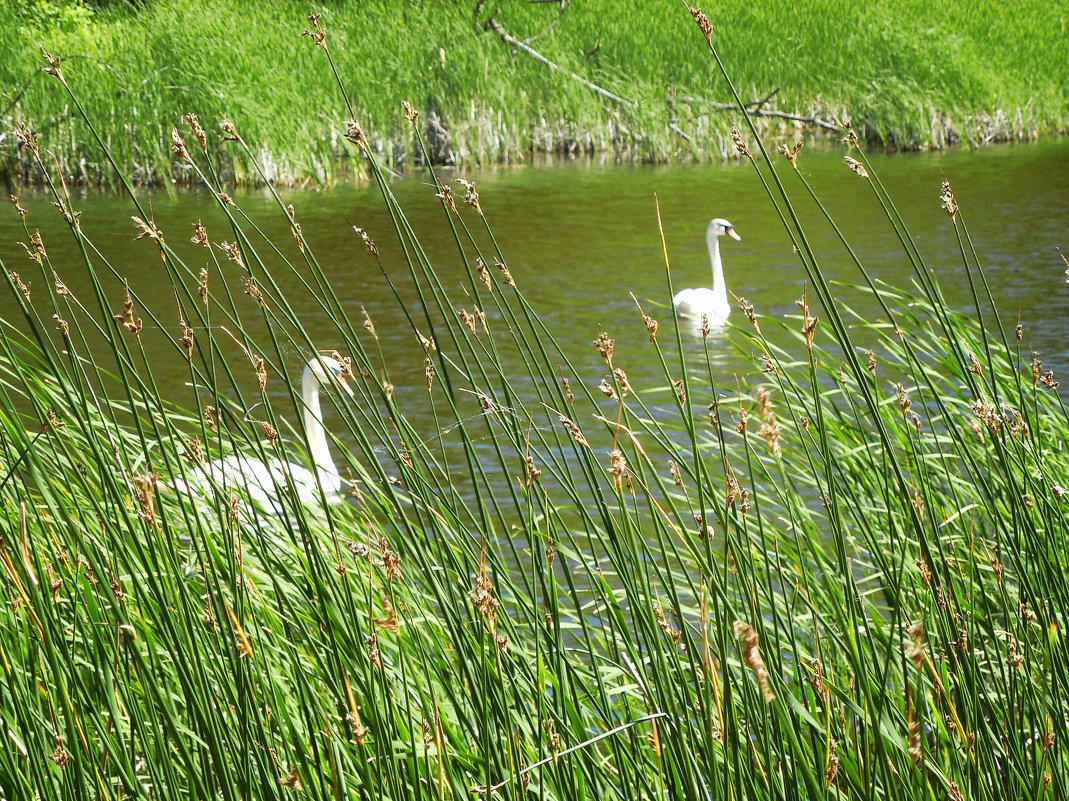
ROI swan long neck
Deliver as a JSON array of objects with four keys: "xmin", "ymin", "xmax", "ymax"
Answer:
[
  {"xmin": 707, "ymin": 228, "xmax": 727, "ymax": 308},
  {"xmin": 302, "ymin": 369, "xmax": 340, "ymax": 492}
]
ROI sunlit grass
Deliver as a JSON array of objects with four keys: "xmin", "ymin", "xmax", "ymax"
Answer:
[
  {"xmin": 1, "ymin": 0, "xmax": 1066, "ymax": 185},
  {"xmin": 0, "ymin": 8, "xmax": 1067, "ymax": 801}
]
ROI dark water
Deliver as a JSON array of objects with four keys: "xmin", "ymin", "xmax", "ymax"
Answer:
[{"xmin": 2, "ymin": 141, "xmax": 1067, "ymax": 450}]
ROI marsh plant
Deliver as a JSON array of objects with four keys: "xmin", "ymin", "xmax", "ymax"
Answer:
[{"xmin": 1, "ymin": 9, "xmax": 1067, "ymax": 801}]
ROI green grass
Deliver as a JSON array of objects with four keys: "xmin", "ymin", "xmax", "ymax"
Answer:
[
  {"xmin": 2, "ymin": 10, "xmax": 1069, "ymax": 800},
  {"xmin": 1, "ymin": 0, "xmax": 1067, "ymax": 185}
]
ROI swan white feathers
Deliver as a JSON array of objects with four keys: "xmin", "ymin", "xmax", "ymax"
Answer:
[
  {"xmin": 672, "ymin": 218, "xmax": 741, "ymax": 325},
  {"xmin": 169, "ymin": 354, "xmax": 353, "ymax": 515}
]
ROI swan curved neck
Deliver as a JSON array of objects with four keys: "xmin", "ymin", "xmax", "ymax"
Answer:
[
  {"xmin": 302, "ymin": 371, "xmax": 340, "ymax": 492},
  {"xmin": 706, "ymin": 229, "xmax": 728, "ymax": 312}
]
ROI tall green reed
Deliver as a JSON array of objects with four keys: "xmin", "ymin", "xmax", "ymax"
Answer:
[{"xmin": 0, "ymin": 8, "xmax": 1066, "ymax": 801}]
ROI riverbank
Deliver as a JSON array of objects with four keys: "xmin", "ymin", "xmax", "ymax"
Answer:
[{"xmin": 2, "ymin": 0, "xmax": 1066, "ymax": 186}]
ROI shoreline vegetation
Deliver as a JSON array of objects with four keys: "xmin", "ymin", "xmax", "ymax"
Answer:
[
  {"xmin": 2, "ymin": 0, "xmax": 1067, "ymax": 188},
  {"xmin": 3, "ymin": 6, "xmax": 1069, "ymax": 800}
]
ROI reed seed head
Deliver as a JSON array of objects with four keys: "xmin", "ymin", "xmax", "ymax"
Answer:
[
  {"xmin": 114, "ymin": 284, "xmax": 143, "ymax": 338},
  {"xmin": 15, "ymin": 123, "xmax": 40, "ymax": 159},
  {"xmin": 456, "ymin": 178, "xmax": 482, "ymax": 214},
  {"xmin": 344, "ymin": 118, "xmax": 367, "ymax": 150},
  {"xmin": 737, "ymin": 297, "xmax": 759, "ymax": 332},
  {"xmin": 688, "ymin": 6, "xmax": 713, "ymax": 41},
  {"xmin": 353, "ymin": 226, "xmax": 378, "ymax": 257},
  {"xmin": 733, "ymin": 621, "xmax": 774, "ymax": 700},
  {"xmin": 242, "ymin": 277, "xmax": 269, "ymax": 310},
  {"xmin": 170, "ymin": 127, "xmax": 192, "ymax": 164},
  {"xmin": 40, "ymin": 47, "xmax": 65, "ymax": 85},
  {"xmin": 495, "ymin": 259, "xmax": 516, "ymax": 288},
  {"xmin": 18, "ymin": 231, "xmax": 45, "ymax": 265},
  {"xmin": 593, "ymin": 331, "xmax": 615, "ymax": 366},
  {"xmin": 475, "ymin": 257, "xmax": 491, "ymax": 289},
  {"xmin": 844, "ymin": 156, "xmax": 868, "ymax": 178},
  {"xmin": 216, "ymin": 241, "xmax": 245, "ymax": 269},
  {"xmin": 559, "ymin": 413, "xmax": 589, "ymax": 448},
  {"xmin": 940, "ymin": 180, "xmax": 958, "ymax": 219},
  {"xmin": 778, "ymin": 140, "xmax": 803, "ymax": 170},
  {"xmin": 301, "ymin": 12, "xmax": 327, "ymax": 50},
  {"xmin": 614, "ymin": 367, "xmax": 633, "ymax": 396},
  {"xmin": 435, "ymin": 181, "xmax": 459, "ymax": 215},
  {"xmin": 401, "ymin": 100, "xmax": 419, "ymax": 125},
  {"xmin": 10, "ymin": 194, "xmax": 27, "ymax": 223},
  {"xmin": 220, "ymin": 117, "xmax": 246, "ymax": 148},
  {"xmin": 191, "ymin": 220, "xmax": 210, "ymax": 248},
  {"xmin": 184, "ymin": 113, "xmax": 208, "ymax": 153},
  {"xmin": 842, "ymin": 120, "xmax": 861, "ymax": 150},
  {"xmin": 731, "ymin": 126, "xmax": 752, "ymax": 160}
]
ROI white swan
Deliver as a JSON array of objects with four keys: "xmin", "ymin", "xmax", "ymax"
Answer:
[
  {"xmin": 170, "ymin": 355, "xmax": 353, "ymax": 515},
  {"xmin": 672, "ymin": 218, "xmax": 741, "ymax": 325}
]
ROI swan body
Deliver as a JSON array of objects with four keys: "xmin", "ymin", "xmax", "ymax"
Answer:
[
  {"xmin": 170, "ymin": 355, "xmax": 353, "ymax": 516},
  {"xmin": 672, "ymin": 218, "xmax": 741, "ymax": 325}
]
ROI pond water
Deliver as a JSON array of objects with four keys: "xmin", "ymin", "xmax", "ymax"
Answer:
[{"xmin": 2, "ymin": 140, "xmax": 1067, "ymax": 479}]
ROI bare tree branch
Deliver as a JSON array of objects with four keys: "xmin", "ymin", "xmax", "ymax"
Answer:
[{"xmin": 523, "ymin": 0, "xmax": 571, "ymax": 46}]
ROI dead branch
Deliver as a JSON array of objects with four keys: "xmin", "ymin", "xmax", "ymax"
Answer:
[
  {"xmin": 523, "ymin": 0, "xmax": 571, "ymax": 46},
  {"xmin": 484, "ymin": 15, "xmax": 631, "ymax": 107}
]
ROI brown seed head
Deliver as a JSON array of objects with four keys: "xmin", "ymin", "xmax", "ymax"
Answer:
[
  {"xmin": 344, "ymin": 118, "xmax": 367, "ymax": 150},
  {"xmin": 733, "ymin": 621, "xmax": 774, "ymax": 700},
  {"xmin": 495, "ymin": 259, "xmax": 515, "ymax": 288},
  {"xmin": 559, "ymin": 413, "xmax": 589, "ymax": 448},
  {"xmin": 15, "ymin": 123, "xmax": 41, "ymax": 158},
  {"xmin": 220, "ymin": 117, "xmax": 246, "ymax": 148},
  {"xmin": 132, "ymin": 216, "xmax": 164, "ymax": 245},
  {"xmin": 401, "ymin": 100, "xmax": 419, "ymax": 125},
  {"xmin": 456, "ymin": 178, "xmax": 482, "ymax": 214},
  {"xmin": 114, "ymin": 284, "xmax": 144, "ymax": 338},
  {"xmin": 242, "ymin": 277, "xmax": 269, "ymax": 310},
  {"xmin": 9, "ymin": 272, "xmax": 31, "ymax": 303},
  {"xmin": 216, "ymin": 241, "xmax": 245, "ymax": 269},
  {"xmin": 40, "ymin": 47, "xmax": 65, "ymax": 85},
  {"xmin": 777, "ymin": 140, "xmax": 803, "ymax": 170},
  {"xmin": 10, "ymin": 194, "xmax": 27, "ymax": 223},
  {"xmin": 361, "ymin": 306, "xmax": 377, "ymax": 339},
  {"xmin": 593, "ymin": 331, "xmax": 615, "ymax": 365},
  {"xmin": 688, "ymin": 6, "xmax": 713, "ymax": 40},
  {"xmin": 184, "ymin": 113, "xmax": 208, "ymax": 153},
  {"xmin": 353, "ymin": 227, "xmax": 378, "ymax": 258},
  {"xmin": 435, "ymin": 181, "xmax": 459, "ymax": 215},
  {"xmin": 940, "ymin": 180, "xmax": 958, "ymax": 219},
  {"xmin": 301, "ymin": 12, "xmax": 327, "ymax": 50},
  {"xmin": 844, "ymin": 156, "xmax": 868, "ymax": 178},
  {"xmin": 842, "ymin": 120, "xmax": 861, "ymax": 150},
  {"xmin": 170, "ymin": 127, "xmax": 192, "ymax": 164},
  {"xmin": 191, "ymin": 220, "xmax": 210, "ymax": 248},
  {"xmin": 614, "ymin": 367, "xmax": 633, "ymax": 396},
  {"xmin": 731, "ymin": 126, "xmax": 752, "ymax": 160},
  {"xmin": 198, "ymin": 267, "xmax": 209, "ymax": 306}
]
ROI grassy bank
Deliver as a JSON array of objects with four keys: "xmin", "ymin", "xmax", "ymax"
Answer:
[
  {"xmin": 2, "ymin": 11, "xmax": 1069, "ymax": 799},
  {"xmin": 1, "ymin": 0, "xmax": 1067, "ymax": 186}
]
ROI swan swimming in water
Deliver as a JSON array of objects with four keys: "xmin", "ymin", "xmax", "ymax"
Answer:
[
  {"xmin": 170, "ymin": 354, "xmax": 353, "ymax": 515},
  {"xmin": 672, "ymin": 218, "xmax": 741, "ymax": 325}
]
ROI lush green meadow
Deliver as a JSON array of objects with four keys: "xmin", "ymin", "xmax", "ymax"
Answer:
[{"xmin": 2, "ymin": 0, "xmax": 1067, "ymax": 185}]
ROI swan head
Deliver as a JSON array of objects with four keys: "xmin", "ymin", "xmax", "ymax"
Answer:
[
  {"xmin": 707, "ymin": 218, "xmax": 741, "ymax": 241},
  {"xmin": 305, "ymin": 354, "xmax": 355, "ymax": 397}
]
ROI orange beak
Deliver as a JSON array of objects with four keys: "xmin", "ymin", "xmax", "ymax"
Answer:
[{"xmin": 726, "ymin": 226, "xmax": 741, "ymax": 241}]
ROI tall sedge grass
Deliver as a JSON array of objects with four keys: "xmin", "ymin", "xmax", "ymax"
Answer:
[
  {"xmin": 1, "ymin": 9, "xmax": 1067, "ymax": 800},
  {"xmin": 2, "ymin": 0, "xmax": 1067, "ymax": 186}
]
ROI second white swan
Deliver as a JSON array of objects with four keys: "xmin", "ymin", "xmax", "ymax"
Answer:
[{"xmin": 672, "ymin": 218, "xmax": 741, "ymax": 325}]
